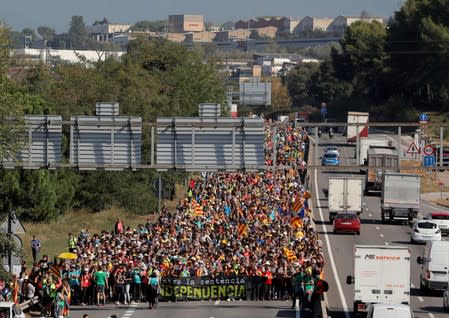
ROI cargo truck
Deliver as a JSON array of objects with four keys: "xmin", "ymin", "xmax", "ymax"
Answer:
[
  {"xmin": 328, "ymin": 177, "xmax": 363, "ymax": 222},
  {"xmin": 346, "ymin": 245, "xmax": 411, "ymax": 318},
  {"xmin": 381, "ymin": 173, "xmax": 420, "ymax": 223},
  {"xmin": 359, "ymin": 138, "xmax": 392, "ymax": 166},
  {"xmin": 347, "ymin": 111, "xmax": 369, "ymax": 143},
  {"xmin": 365, "ymin": 147, "xmax": 399, "ymax": 194}
]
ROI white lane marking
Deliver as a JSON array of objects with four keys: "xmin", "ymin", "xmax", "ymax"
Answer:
[
  {"xmin": 380, "ymin": 234, "xmax": 384, "ymax": 238},
  {"xmin": 214, "ymin": 300, "xmax": 220, "ymax": 305},
  {"xmin": 295, "ymin": 299, "xmax": 300, "ymax": 318},
  {"xmin": 376, "ymin": 226, "xmax": 380, "ymax": 230},
  {"xmin": 369, "ymin": 213, "xmax": 372, "ymax": 217},
  {"xmin": 315, "ymin": 169, "xmax": 351, "ymax": 318},
  {"xmin": 411, "ymin": 283, "xmax": 415, "ymax": 288},
  {"xmin": 418, "ymin": 296, "xmax": 424, "ymax": 302},
  {"xmin": 428, "ymin": 313, "xmax": 435, "ymax": 318},
  {"xmin": 385, "ymin": 242, "xmax": 389, "ymax": 245}
]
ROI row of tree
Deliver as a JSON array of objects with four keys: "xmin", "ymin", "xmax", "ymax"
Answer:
[{"xmin": 285, "ymin": 0, "xmax": 449, "ymax": 121}]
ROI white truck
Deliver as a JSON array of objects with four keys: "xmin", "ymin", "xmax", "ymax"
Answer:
[
  {"xmin": 381, "ymin": 173, "xmax": 421, "ymax": 223},
  {"xmin": 346, "ymin": 245, "xmax": 411, "ymax": 318},
  {"xmin": 347, "ymin": 111, "xmax": 369, "ymax": 143},
  {"xmin": 328, "ymin": 177, "xmax": 363, "ymax": 221},
  {"xmin": 359, "ymin": 138, "xmax": 392, "ymax": 166}
]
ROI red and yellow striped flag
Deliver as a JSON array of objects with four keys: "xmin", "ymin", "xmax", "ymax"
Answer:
[
  {"xmin": 292, "ymin": 197, "xmax": 303, "ymax": 213},
  {"xmin": 237, "ymin": 223, "xmax": 249, "ymax": 237},
  {"xmin": 50, "ymin": 264, "xmax": 61, "ymax": 278},
  {"xmin": 283, "ymin": 247, "xmax": 298, "ymax": 262},
  {"xmin": 194, "ymin": 204, "xmax": 204, "ymax": 216},
  {"xmin": 303, "ymin": 190, "xmax": 311, "ymax": 200},
  {"xmin": 290, "ymin": 216, "xmax": 303, "ymax": 229}
]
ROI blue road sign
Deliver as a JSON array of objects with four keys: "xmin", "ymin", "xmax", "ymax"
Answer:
[
  {"xmin": 423, "ymin": 155, "xmax": 435, "ymax": 167},
  {"xmin": 419, "ymin": 113, "xmax": 429, "ymax": 122}
]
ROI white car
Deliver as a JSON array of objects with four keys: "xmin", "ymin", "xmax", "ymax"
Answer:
[
  {"xmin": 410, "ymin": 220, "xmax": 442, "ymax": 244},
  {"xmin": 366, "ymin": 304, "xmax": 414, "ymax": 318},
  {"xmin": 424, "ymin": 211, "xmax": 449, "ymax": 235},
  {"xmin": 366, "ymin": 303, "xmax": 414, "ymax": 318},
  {"xmin": 324, "ymin": 146, "xmax": 339, "ymax": 156},
  {"xmin": 444, "ymin": 287, "xmax": 449, "ymax": 312}
]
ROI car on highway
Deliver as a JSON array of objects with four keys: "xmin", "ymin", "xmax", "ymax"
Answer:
[
  {"xmin": 444, "ymin": 286, "xmax": 449, "ymax": 312},
  {"xmin": 324, "ymin": 146, "xmax": 340, "ymax": 156},
  {"xmin": 333, "ymin": 212, "xmax": 361, "ymax": 235},
  {"xmin": 424, "ymin": 211, "xmax": 449, "ymax": 235},
  {"xmin": 366, "ymin": 303, "xmax": 414, "ymax": 318},
  {"xmin": 410, "ymin": 219, "xmax": 441, "ymax": 244},
  {"xmin": 321, "ymin": 153, "xmax": 340, "ymax": 166}
]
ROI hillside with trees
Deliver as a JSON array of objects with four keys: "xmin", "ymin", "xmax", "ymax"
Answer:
[{"xmin": 286, "ymin": 0, "xmax": 449, "ymax": 121}]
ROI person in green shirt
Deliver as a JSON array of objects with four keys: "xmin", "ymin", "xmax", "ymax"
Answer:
[
  {"xmin": 94, "ymin": 266, "xmax": 108, "ymax": 306},
  {"xmin": 291, "ymin": 266, "xmax": 305, "ymax": 310}
]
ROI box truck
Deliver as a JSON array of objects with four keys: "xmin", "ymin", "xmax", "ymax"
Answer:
[
  {"xmin": 347, "ymin": 111, "xmax": 369, "ymax": 143},
  {"xmin": 381, "ymin": 173, "xmax": 420, "ymax": 223},
  {"xmin": 365, "ymin": 147, "xmax": 400, "ymax": 194},
  {"xmin": 359, "ymin": 138, "xmax": 392, "ymax": 166},
  {"xmin": 328, "ymin": 177, "xmax": 363, "ymax": 221},
  {"xmin": 346, "ymin": 245, "xmax": 411, "ymax": 318}
]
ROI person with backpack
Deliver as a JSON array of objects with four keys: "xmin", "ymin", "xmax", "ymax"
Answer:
[{"xmin": 147, "ymin": 271, "xmax": 160, "ymax": 309}]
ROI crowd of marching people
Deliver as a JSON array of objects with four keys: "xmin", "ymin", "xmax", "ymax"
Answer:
[{"xmin": 0, "ymin": 122, "xmax": 327, "ymax": 316}]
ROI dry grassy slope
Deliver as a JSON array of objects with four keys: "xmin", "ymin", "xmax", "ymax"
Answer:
[{"xmin": 18, "ymin": 184, "xmax": 187, "ymax": 267}]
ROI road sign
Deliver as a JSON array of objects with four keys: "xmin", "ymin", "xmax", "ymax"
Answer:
[
  {"xmin": 423, "ymin": 155, "xmax": 435, "ymax": 167},
  {"xmin": 419, "ymin": 113, "xmax": 429, "ymax": 123},
  {"xmin": 423, "ymin": 145, "xmax": 434, "ymax": 156},
  {"xmin": 407, "ymin": 142, "xmax": 420, "ymax": 154},
  {"xmin": 0, "ymin": 212, "xmax": 26, "ymax": 234}
]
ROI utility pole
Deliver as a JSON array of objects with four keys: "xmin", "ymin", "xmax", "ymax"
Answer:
[{"xmin": 7, "ymin": 208, "xmax": 12, "ymax": 274}]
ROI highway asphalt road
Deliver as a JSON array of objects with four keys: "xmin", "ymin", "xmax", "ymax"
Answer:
[
  {"xmin": 66, "ymin": 299, "xmax": 314, "ymax": 318},
  {"xmin": 313, "ymin": 133, "xmax": 449, "ymax": 318}
]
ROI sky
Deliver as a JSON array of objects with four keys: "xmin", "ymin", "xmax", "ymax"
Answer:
[{"xmin": 1, "ymin": 0, "xmax": 405, "ymax": 33}]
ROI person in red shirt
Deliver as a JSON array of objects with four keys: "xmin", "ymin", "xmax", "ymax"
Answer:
[{"xmin": 263, "ymin": 266, "xmax": 273, "ymax": 300}]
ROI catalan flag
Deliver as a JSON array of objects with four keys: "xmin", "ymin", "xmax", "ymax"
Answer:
[
  {"xmin": 292, "ymin": 197, "xmax": 303, "ymax": 213},
  {"xmin": 237, "ymin": 223, "xmax": 249, "ymax": 237},
  {"xmin": 194, "ymin": 204, "xmax": 204, "ymax": 216},
  {"xmin": 283, "ymin": 247, "xmax": 297, "ymax": 262},
  {"xmin": 303, "ymin": 190, "xmax": 311, "ymax": 200},
  {"xmin": 290, "ymin": 216, "xmax": 303, "ymax": 229},
  {"xmin": 50, "ymin": 264, "xmax": 61, "ymax": 278}
]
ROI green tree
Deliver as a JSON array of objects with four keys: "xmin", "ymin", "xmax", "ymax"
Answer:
[
  {"xmin": 0, "ymin": 25, "xmax": 26, "ymax": 160},
  {"xmin": 37, "ymin": 26, "xmax": 56, "ymax": 43},
  {"xmin": 335, "ymin": 20, "xmax": 388, "ymax": 101},
  {"xmin": 68, "ymin": 16, "xmax": 88, "ymax": 49},
  {"xmin": 387, "ymin": 0, "xmax": 449, "ymax": 109},
  {"xmin": 21, "ymin": 27, "xmax": 36, "ymax": 39},
  {"xmin": 286, "ymin": 62, "xmax": 320, "ymax": 106},
  {"xmin": 132, "ymin": 20, "xmax": 168, "ymax": 32}
]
